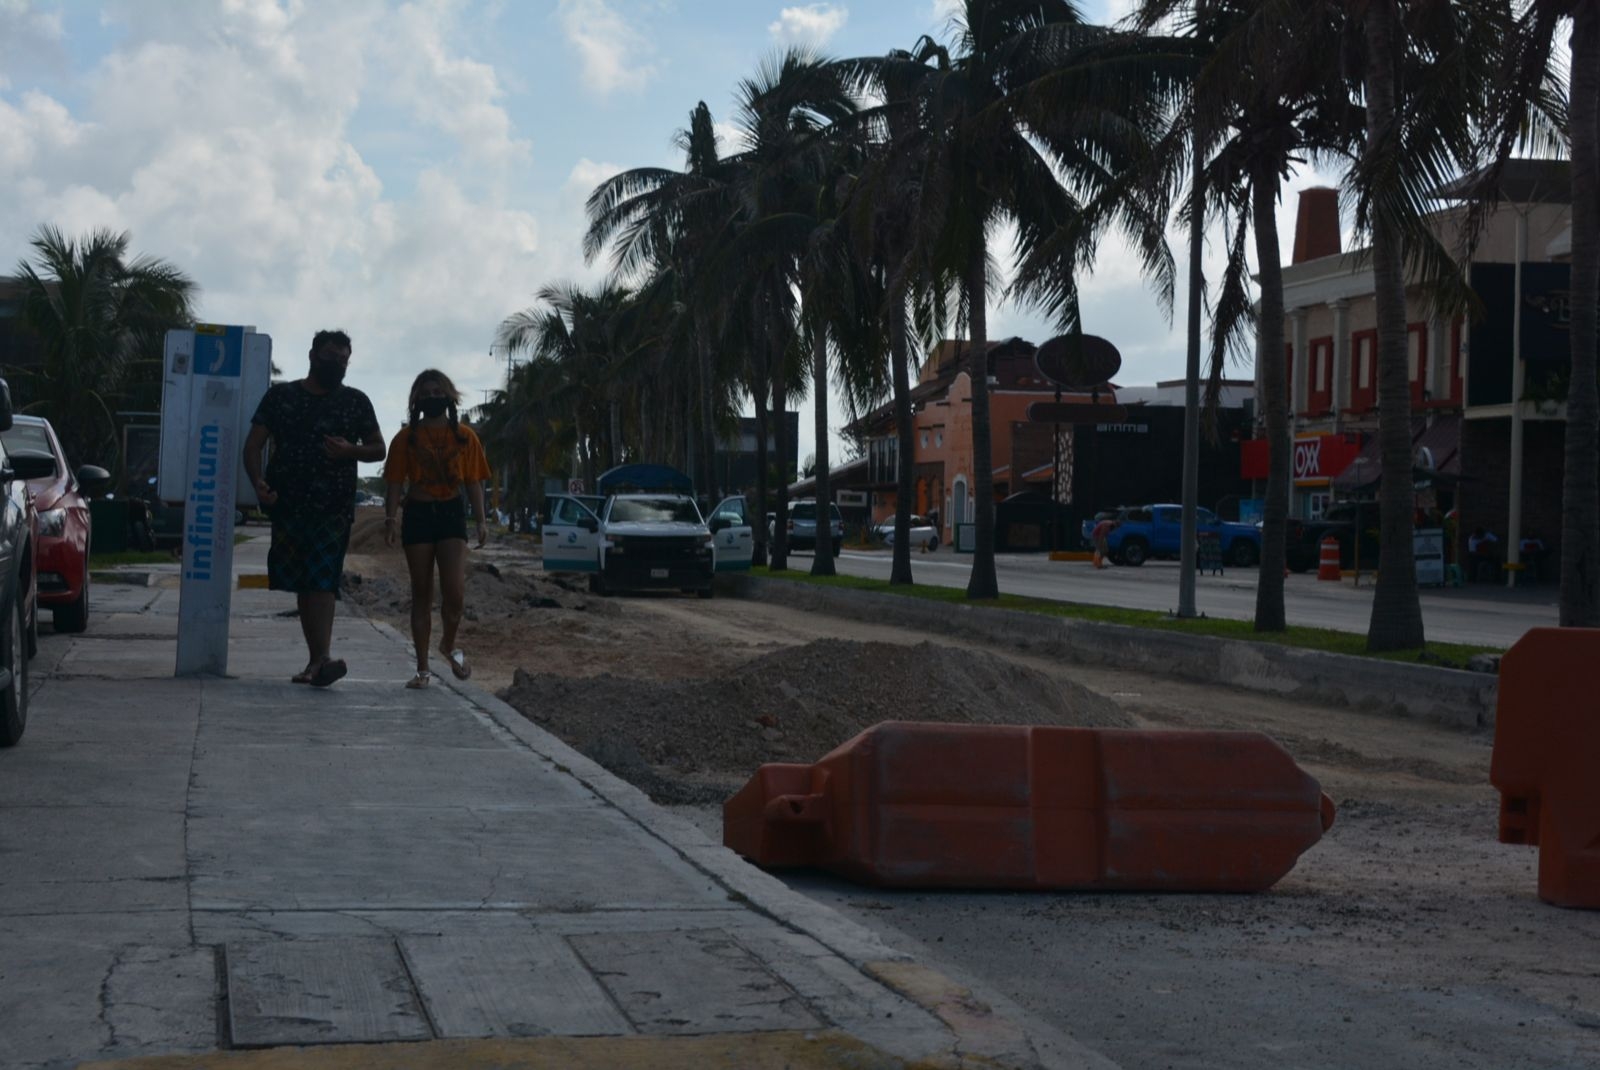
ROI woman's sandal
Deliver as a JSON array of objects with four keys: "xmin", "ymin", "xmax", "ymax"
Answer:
[
  {"xmin": 291, "ymin": 667, "xmax": 316, "ymax": 684},
  {"xmin": 309, "ymin": 658, "xmax": 348, "ymax": 688},
  {"xmin": 444, "ymin": 648, "xmax": 471, "ymax": 680},
  {"xmin": 405, "ymin": 670, "xmax": 432, "ymax": 690}
]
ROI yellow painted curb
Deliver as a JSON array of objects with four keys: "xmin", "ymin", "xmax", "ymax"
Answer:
[
  {"xmin": 866, "ymin": 961, "xmax": 1024, "ymax": 1068},
  {"xmin": 76, "ymin": 1031, "xmax": 925, "ymax": 1070},
  {"xmin": 1048, "ymin": 551, "xmax": 1093, "ymax": 562},
  {"xmin": 236, "ymin": 574, "xmax": 270, "ymax": 589}
]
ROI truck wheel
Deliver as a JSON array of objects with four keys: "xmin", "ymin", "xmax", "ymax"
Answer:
[
  {"xmin": 1, "ymin": 590, "xmax": 29, "ymax": 747},
  {"xmin": 1120, "ymin": 539, "xmax": 1148, "ymax": 567},
  {"xmin": 1229, "ymin": 540, "xmax": 1259, "ymax": 568},
  {"xmin": 928, "ymin": 535, "xmax": 939, "ymax": 551}
]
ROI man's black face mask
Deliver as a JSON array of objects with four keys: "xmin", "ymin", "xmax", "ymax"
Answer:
[{"xmin": 310, "ymin": 356, "xmax": 347, "ymax": 389}]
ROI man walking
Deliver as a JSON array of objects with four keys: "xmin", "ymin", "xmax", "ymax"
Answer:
[{"xmin": 242, "ymin": 330, "xmax": 385, "ymax": 686}]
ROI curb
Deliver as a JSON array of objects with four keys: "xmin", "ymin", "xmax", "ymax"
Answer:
[
  {"xmin": 723, "ymin": 575, "xmax": 1498, "ymax": 730},
  {"xmin": 354, "ymin": 615, "xmax": 1109, "ymax": 1070}
]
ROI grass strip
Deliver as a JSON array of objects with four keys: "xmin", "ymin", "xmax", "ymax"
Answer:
[{"xmin": 755, "ymin": 567, "xmax": 1501, "ymax": 670}]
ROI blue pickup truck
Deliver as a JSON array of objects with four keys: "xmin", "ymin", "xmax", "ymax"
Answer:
[{"xmin": 1102, "ymin": 504, "xmax": 1262, "ymax": 568}]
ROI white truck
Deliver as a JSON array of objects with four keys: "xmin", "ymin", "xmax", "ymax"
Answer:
[{"xmin": 541, "ymin": 464, "xmax": 753, "ymax": 597}]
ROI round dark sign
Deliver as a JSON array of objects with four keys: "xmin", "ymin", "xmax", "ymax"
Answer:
[{"xmin": 1034, "ymin": 333, "xmax": 1122, "ymax": 388}]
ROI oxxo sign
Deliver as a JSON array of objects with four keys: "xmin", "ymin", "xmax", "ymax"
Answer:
[
  {"xmin": 161, "ymin": 325, "xmax": 272, "ymax": 676},
  {"xmin": 1293, "ymin": 438, "xmax": 1323, "ymax": 482}
]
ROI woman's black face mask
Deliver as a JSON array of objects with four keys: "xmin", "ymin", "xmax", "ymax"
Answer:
[{"xmin": 418, "ymin": 396, "xmax": 449, "ymax": 418}]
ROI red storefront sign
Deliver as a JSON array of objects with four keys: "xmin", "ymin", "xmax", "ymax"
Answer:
[{"xmin": 1240, "ymin": 433, "xmax": 1362, "ymax": 486}]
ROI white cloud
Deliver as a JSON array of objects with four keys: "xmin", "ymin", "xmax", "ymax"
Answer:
[
  {"xmin": 0, "ymin": 0, "xmax": 551, "ymax": 448},
  {"xmin": 564, "ymin": 157, "xmax": 623, "ymax": 196},
  {"xmin": 379, "ymin": 2, "xmax": 531, "ymax": 171},
  {"xmin": 928, "ymin": 0, "xmax": 962, "ymax": 29},
  {"xmin": 557, "ymin": 0, "xmax": 658, "ymax": 97},
  {"xmin": 768, "ymin": 4, "xmax": 848, "ymax": 47}
]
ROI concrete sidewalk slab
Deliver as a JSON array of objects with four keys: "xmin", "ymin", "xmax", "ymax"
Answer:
[{"xmin": 0, "ymin": 536, "xmax": 1107, "ymax": 1070}]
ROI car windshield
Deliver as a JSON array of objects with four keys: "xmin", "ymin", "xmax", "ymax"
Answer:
[
  {"xmin": 0, "ymin": 424, "xmax": 57, "ymax": 472},
  {"xmin": 609, "ymin": 497, "xmax": 702, "ymax": 524}
]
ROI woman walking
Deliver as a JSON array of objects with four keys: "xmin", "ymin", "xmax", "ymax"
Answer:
[{"xmin": 383, "ymin": 370, "xmax": 491, "ymax": 688}]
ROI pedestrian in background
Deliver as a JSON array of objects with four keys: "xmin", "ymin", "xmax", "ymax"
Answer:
[
  {"xmin": 242, "ymin": 329, "xmax": 386, "ymax": 687},
  {"xmin": 383, "ymin": 369, "xmax": 490, "ymax": 689},
  {"xmin": 1091, "ymin": 514, "xmax": 1118, "ymax": 569}
]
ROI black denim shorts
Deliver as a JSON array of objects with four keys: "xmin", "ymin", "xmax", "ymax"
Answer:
[{"xmin": 401, "ymin": 496, "xmax": 468, "ymax": 546}]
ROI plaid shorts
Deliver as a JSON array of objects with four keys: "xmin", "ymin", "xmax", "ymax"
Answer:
[{"xmin": 268, "ymin": 512, "xmax": 353, "ymax": 593}]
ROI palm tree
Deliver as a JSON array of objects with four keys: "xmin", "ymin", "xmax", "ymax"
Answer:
[
  {"xmin": 496, "ymin": 282, "xmax": 643, "ymax": 484},
  {"xmin": 11, "ymin": 225, "xmax": 196, "ymax": 469},
  {"xmin": 1139, "ymin": 1, "xmax": 1363, "ymax": 632},
  {"xmin": 895, "ymin": 1, "xmax": 1183, "ymax": 599},
  {"xmin": 715, "ymin": 50, "xmax": 859, "ymax": 573},
  {"xmin": 1349, "ymin": 1, "xmax": 1505, "ymax": 650},
  {"xmin": 585, "ymin": 102, "xmax": 736, "ymax": 502}
]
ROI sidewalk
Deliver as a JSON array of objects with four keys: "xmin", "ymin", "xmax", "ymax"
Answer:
[{"xmin": 0, "ymin": 536, "xmax": 1107, "ymax": 1070}]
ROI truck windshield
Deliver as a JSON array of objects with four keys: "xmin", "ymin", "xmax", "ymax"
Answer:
[{"xmin": 609, "ymin": 498, "xmax": 702, "ymax": 524}]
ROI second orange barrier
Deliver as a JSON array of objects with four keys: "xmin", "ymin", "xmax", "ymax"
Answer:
[{"xmin": 725, "ymin": 722, "xmax": 1335, "ymax": 892}]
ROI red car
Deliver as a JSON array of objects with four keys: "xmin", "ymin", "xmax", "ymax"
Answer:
[{"xmin": 0, "ymin": 416, "xmax": 108, "ymax": 633}]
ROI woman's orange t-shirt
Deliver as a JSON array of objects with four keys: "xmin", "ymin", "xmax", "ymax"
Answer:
[{"xmin": 383, "ymin": 422, "xmax": 492, "ymax": 499}]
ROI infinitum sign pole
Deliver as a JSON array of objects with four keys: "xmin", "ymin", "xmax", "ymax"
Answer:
[{"xmin": 161, "ymin": 324, "xmax": 272, "ymax": 677}]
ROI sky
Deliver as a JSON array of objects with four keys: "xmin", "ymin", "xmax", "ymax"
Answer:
[{"xmin": 0, "ymin": 0, "xmax": 1339, "ymax": 478}]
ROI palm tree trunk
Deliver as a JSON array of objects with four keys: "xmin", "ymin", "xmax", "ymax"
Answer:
[
  {"xmin": 771, "ymin": 335, "xmax": 791, "ymax": 573},
  {"xmin": 965, "ymin": 248, "xmax": 999, "ymax": 600},
  {"xmin": 1252, "ymin": 158, "xmax": 1289, "ymax": 632},
  {"xmin": 608, "ymin": 399, "xmax": 622, "ymax": 469},
  {"xmin": 1178, "ymin": 127, "xmax": 1205, "ymax": 619},
  {"xmin": 891, "ymin": 304, "xmax": 915, "ymax": 586},
  {"xmin": 698, "ymin": 328, "xmax": 720, "ymax": 502},
  {"xmin": 810, "ymin": 319, "xmax": 835, "ymax": 577},
  {"xmin": 1363, "ymin": 0, "xmax": 1425, "ymax": 651},
  {"xmin": 753, "ymin": 377, "xmax": 770, "ymax": 568},
  {"xmin": 1561, "ymin": 0, "xmax": 1600, "ymax": 626}
]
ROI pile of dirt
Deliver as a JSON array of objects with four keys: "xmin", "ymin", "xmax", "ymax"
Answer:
[
  {"xmin": 342, "ymin": 559, "xmax": 618, "ymax": 621},
  {"xmin": 499, "ymin": 638, "xmax": 1130, "ymax": 804}
]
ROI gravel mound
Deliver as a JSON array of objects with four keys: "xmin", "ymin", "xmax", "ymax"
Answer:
[{"xmin": 499, "ymin": 638, "xmax": 1130, "ymax": 804}]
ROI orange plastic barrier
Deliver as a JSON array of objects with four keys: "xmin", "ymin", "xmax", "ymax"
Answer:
[
  {"xmin": 724, "ymin": 723, "xmax": 1335, "ymax": 892},
  {"xmin": 1317, "ymin": 536, "xmax": 1342, "ymax": 581},
  {"xmin": 1490, "ymin": 627, "xmax": 1600, "ymax": 909}
]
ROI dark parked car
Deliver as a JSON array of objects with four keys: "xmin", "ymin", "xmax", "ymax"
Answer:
[
  {"xmin": 0, "ymin": 379, "xmax": 49, "ymax": 747},
  {"xmin": 1282, "ymin": 504, "xmax": 1382, "ymax": 572},
  {"xmin": 0, "ymin": 416, "xmax": 109, "ymax": 632}
]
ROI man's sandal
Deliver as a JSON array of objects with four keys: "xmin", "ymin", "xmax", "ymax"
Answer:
[
  {"xmin": 405, "ymin": 670, "xmax": 432, "ymax": 690},
  {"xmin": 444, "ymin": 649, "xmax": 471, "ymax": 680}
]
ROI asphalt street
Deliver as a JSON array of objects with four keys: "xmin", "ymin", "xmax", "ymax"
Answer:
[{"xmin": 806, "ymin": 548, "xmax": 1557, "ymax": 649}]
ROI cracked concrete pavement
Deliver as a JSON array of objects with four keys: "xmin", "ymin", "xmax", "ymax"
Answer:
[{"xmin": 0, "ymin": 535, "xmax": 1106, "ymax": 1070}]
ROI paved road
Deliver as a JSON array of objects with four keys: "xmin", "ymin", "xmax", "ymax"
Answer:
[{"xmin": 798, "ymin": 548, "xmax": 1558, "ymax": 649}]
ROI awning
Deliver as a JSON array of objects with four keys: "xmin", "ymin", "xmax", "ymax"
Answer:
[{"xmin": 1331, "ymin": 415, "xmax": 1463, "ymax": 493}]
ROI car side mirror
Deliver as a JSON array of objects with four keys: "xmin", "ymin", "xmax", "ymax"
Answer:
[
  {"xmin": 76, "ymin": 464, "xmax": 112, "ymax": 492},
  {"xmin": 578, "ymin": 516, "xmax": 599, "ymax": 533},
  {"xmin": 7, "ymin": 449, "xmax": 57, "ymax": 482},
  {"xmin": 0, "ymin": 378, "xmax": 13, "ymax": 433},
  {"xmin": 709, "ymin": 516, "xmax": 731, "ymax": 533}
]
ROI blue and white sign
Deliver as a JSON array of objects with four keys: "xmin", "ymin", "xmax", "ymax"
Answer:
[{"xmin": 163, "ymin": 324, "xmax": 273, "ymax": 677}]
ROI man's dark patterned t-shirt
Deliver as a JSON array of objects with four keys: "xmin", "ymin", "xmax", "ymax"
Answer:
[{"xmin": 251, "ymin": 381, "xmax": 380, "ymax": 519}]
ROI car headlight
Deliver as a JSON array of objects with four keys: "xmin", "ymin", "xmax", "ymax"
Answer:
[
  {"xmin": 607, "ymin": 536, "xmax": 625, "ymax": 553},
  {"xmin": 37, "ymin": 507, "xmax": 66, "ymax": 538}
]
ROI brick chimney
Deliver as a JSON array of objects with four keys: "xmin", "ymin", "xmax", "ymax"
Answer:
[{"xmin": 1291, "ymin": 187, "xmax": 1341, "ymax": 264}]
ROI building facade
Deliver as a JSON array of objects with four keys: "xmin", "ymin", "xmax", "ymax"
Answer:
[{"xmin": 1254, "ymin": 164, "xmax": 1583, "ymax": 578}]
